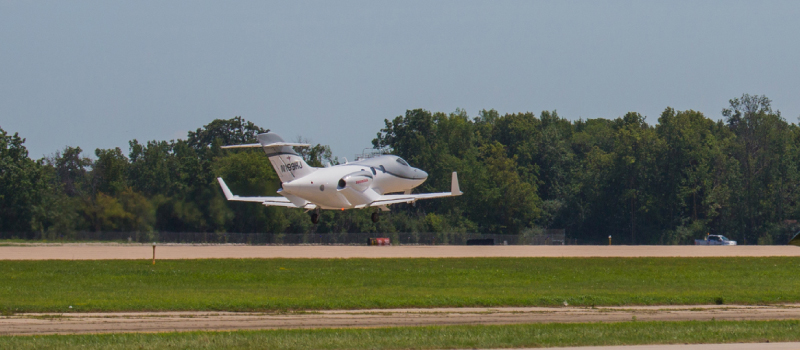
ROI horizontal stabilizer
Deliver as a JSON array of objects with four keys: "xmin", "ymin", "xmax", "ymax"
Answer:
[
  {"xmin": 221, "ymin": 142, "xmax": 311, "ymax": 149},
  {"xmin": 221, "ymin": 143, "xmax": 261, "ymax": 149}
]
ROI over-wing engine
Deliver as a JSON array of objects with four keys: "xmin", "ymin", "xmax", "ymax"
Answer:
[{"xmin": 337, "ymin": 170, "xmax": 373, "ymax": 192}]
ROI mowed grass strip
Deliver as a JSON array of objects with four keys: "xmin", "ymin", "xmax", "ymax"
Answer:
[
  {"xmin": 2, "ymin": 320, "xmax": 800, "ymax": 350},
  {"xmin": 2, "ymin": 257, "xmax": 800, "ymax": 313}
]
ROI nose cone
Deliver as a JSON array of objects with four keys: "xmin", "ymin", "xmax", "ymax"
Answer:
[{"xmin": 414, "ymin": 169, "xmax": 428, "ymax": 180}]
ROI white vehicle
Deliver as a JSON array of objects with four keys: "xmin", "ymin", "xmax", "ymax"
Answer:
[
  {"xmin": 694, "ymin": 235, "xmax": 737, "ymax": 245},
  {"xmin": 217, "ymin": 132, "xmax": 462, "ymax": 224}
]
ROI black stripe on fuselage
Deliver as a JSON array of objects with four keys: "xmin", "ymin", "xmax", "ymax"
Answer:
[
  {"xmin": 338, "ymin": 163, "xmax": 421, "ymax": 180},
  {"xmin": 383, "ymin": 171, "xmax": 420, "ymax": 180}
]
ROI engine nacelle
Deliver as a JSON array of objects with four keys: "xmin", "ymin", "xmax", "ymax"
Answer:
[{"xmin": 337, "ymin": 171, "xmax": 373, "ymax": 192}]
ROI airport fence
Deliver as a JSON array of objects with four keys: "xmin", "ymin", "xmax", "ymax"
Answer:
[{"xmin": 0, "ymin": 230, "xmax": 582, "ymax": 245}]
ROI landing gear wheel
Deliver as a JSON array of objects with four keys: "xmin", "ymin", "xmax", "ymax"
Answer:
[
  {"xmin": 310, "ymin": 212, "xmax": 320, "ymax": 224},
  {"xmin": 371, "ymin": 212, "xmax": 379, "ymax": 223}
]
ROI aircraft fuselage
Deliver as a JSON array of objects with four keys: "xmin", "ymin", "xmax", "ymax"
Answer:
[
  {"xmin": 217, "ymin": 132, "xmax": 460, "ymax": 224},
  {"xmin": 281, "ymin": 155, "xmax": 428, "ymax": 209}
]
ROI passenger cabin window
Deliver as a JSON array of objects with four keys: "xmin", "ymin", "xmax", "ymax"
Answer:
[
  {"xmin": 396, "ymin": 158, "xmax": 409, "ymax": 166},
  {"xmin": 379, "ymin": 165, "xmax": 386, "ymax": 173}
]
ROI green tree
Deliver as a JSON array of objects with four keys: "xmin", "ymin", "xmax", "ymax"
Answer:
[
  {"xmin": 0, "ymin": 128, "xmax": 46, "ymax": 232},
  {"xmin": 187, "ymin": 116, "xmax": 268, "ymax": 160},
  {"xmin": 655, "ymin": 108, "xmax": 737, "ymax": 243},
  {"xmin": 612, "ymin": 112, "xmax": 661, "ymax": 244},
  {"xmin": 93, "ymin": 147, "xmax": 129, "ymax": 195},
  {"xmin": 211, "ymin": 149, "xmax": 284, "ymax": 233},
  {"xmin": 473, "ymin": 141, "xmax": 541, "ymax": 233},
  {"xmin": 723, "ymin": 94, "xmax": 793, "ymax": 243}
]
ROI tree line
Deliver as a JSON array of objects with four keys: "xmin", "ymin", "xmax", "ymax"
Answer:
[{"xmin": 2, "ymin": 94, "xmax": 799, "ymax": 244}]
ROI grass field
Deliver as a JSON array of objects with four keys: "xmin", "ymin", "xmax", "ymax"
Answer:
[
  {"xmin": 1, "ymin": 320, "xmax": 799, "ymax": 349},
  {"xmin": 2, "ymin": 257, "xmax": 800, "ymax": 313}
]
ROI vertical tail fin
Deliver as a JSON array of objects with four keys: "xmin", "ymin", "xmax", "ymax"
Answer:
[
  {"xmin": 256, "ymin": 133, "xmax": 316, "ymax": 183},
  {"xmin": 221, "ymin": 133, "xmax": 317, "ymax": 183}
]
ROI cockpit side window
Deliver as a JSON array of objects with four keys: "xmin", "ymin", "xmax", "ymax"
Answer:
[
  {"xmin": 371, "ymin": 167, "xmax": 376, "ymax": 175},
  {"xmin": 396, "ymin": 158, "xmax": 409, "ymax": 166}
]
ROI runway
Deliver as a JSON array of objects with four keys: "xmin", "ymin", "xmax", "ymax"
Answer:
[
  {"xmin": 3, "ymin": 304, "xmax": 800, "ymax": 335},
  {"xmin": 551, "ymin": 344, "xmax": 800, "ymax": 350},
  {"xmin": 2, "ymin": 243, "xmax": 800, "ymax": 260},
  {"xmin": 4, "ymin": 244, "xmax": 800, "ymax": 349}
]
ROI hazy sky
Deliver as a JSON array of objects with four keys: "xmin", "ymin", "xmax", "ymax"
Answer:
[{"xmin": 2, "ymin": 1, "xmax": 799, "ymax": 159}]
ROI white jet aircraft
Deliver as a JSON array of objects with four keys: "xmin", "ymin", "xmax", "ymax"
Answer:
[{"xmin": 217, "ymin": 132, "xmax": 462, "ymax": 223}]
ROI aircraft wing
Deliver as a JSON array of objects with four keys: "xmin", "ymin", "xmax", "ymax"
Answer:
[
  {"xmin": 790, "ymin": 231, "xmax": 800, "ymax": 247},
  {"xmin": 217, "ymin": 177, "xmax": 315, "ymax": 208},
  {"xmin": 369, "ymin": 172, "xmax": 463, "ymax": 207}
]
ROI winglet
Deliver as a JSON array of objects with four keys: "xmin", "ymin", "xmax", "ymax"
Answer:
[
  {"xmin": 451, "ymin": 172, "xmax": 462, "ymax": 196},
  {"xmin": 790, "ymin": 231, "xmax": 800, "ymax": 247},
  {"xmin": 217, "ymin": 177, "xmax": 235, "ymax": 200}
]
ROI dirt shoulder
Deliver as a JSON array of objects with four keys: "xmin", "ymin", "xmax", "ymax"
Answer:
[
  {"xmin": 3, "ymin": 304, "xmax": 800, "ymax": 335},
  {"xmin": 2, "ymin": 244, "xmax": 800, "ymax": 260}
]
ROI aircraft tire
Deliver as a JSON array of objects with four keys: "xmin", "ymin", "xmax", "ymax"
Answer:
[
  {"xmin": 371, "ymin": 212, "xmax": 379, "ymax": 223},
  {"xmin": 311, "ymin": 212, "xmax": 320, "ymax": 224}
]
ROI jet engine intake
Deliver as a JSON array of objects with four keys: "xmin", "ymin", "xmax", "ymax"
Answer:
[{"xmin": 337, "ymin": 171, "xmax": 373, "ymax": 192}]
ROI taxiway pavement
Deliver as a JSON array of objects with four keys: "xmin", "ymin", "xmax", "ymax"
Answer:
[{"xmin": 3, "ymin": 304, "xmax": 800, "ymax": 335}]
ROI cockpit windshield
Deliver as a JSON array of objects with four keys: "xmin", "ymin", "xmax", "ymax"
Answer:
[{"xmin": 396, "ymin": 158, "xmax": 409, "ymax": 166}]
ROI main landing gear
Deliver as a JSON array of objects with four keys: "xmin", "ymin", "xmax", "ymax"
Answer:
[
  {"xmin": 310, "ymin": 208, "xmax": 320, "ymax": 224},
  {"xmin": 310, "ymin": 209, "xmax": 379, "ymax": 224}
]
